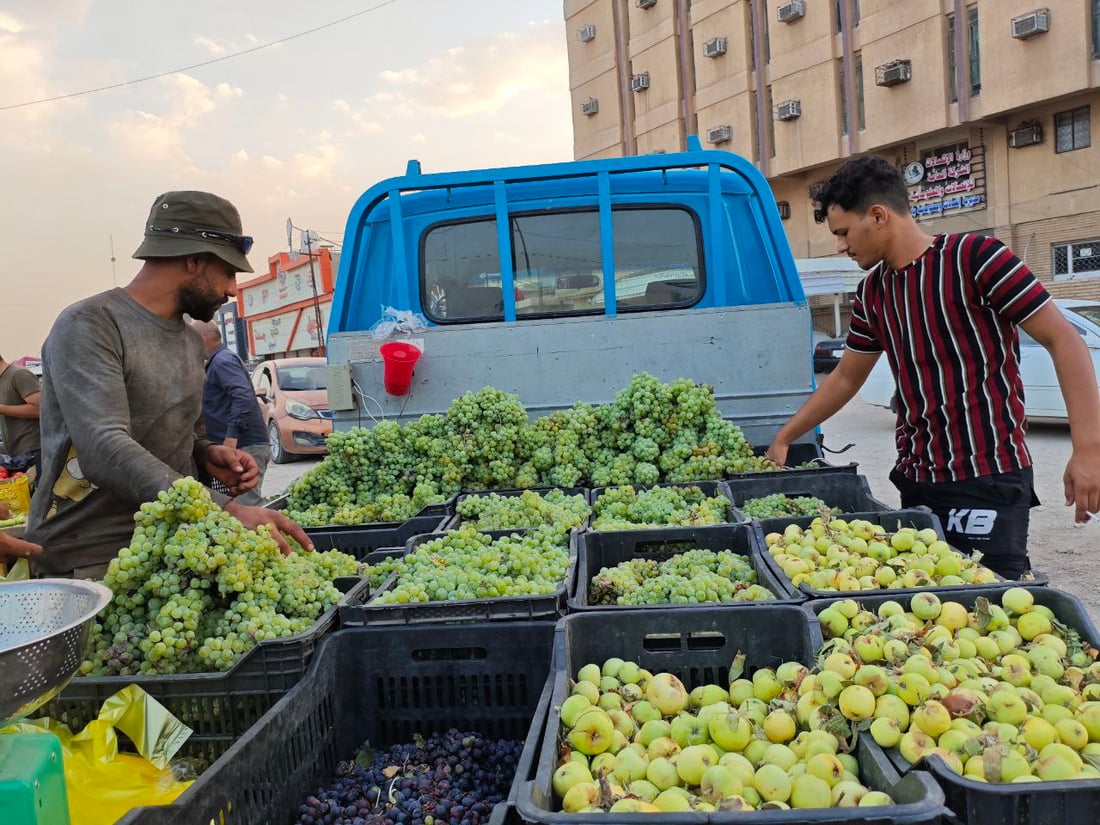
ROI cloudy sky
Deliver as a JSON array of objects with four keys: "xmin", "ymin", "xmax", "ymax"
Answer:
[{"xmin": 0, "ymin": 0, "xmax": 572, "ymax": 359}]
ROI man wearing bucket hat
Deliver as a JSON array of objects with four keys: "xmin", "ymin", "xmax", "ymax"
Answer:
[{"xmin": 26, "ymin": 190, "xmax": 314, "ymax": 579}]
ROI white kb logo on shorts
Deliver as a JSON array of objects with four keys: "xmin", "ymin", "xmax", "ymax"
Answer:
[{"xmin": 946, "ymin": 508, "xmax": 997, "ymax": 535}]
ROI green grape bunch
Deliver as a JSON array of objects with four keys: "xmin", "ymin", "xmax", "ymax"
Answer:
[
  {"xmin": 455, "ymin": 489, "xmax": 591, "ymax": 532},
  {"xmin": 741, "ymin": 493, "xmax": 829, "ymax": 519},
  {"xmin": 81, "ymin": 478, "xmax": 361, "ymax": 676},
  {"xmin": 282, "ymin": 373, "xmax": 801, "ymax": 528},
  {"xmin": 372, "ymin": 525, "xmax": 570, "ymax": 604},
  {"xmin": 589, "ymin": 546, "xmax": 774, "ymax": 605},
  {"xmin": 591, "ymin": 485, "xmax": 733, "ymax": 531}
]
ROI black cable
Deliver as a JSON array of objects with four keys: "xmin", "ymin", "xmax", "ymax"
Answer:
[{"xmin": 0, "ymin": 0, "xmax": 404, "ymax": 112}]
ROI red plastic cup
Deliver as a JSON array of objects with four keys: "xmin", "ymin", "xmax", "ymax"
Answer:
[{"xmin": 379, "ymin": 341, "xmax": 422, "ymax": 395}]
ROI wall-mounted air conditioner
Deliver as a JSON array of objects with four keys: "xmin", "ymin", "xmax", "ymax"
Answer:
[
  {"xmin": 703, "ymin": 37, "xmax": 728, "ymax": 58},
  {"xmin": 577, "ymin": 25, "xmax": 596, "ymax": 43},
  {"xmin": 1011, "ymin": 9, "xmax": 1050, "ymax": 40},
  {"xmin": 706, "ymin": 125, "xmax": 732, "ymax": 144},
  {"xmin": 777, "ymin": 100, "xmax": 802, "ymax": 121},
  {"xmin": 580, "ymin": 98, "xmax": 599, "ymax": 116},
  {"xmin": 636, "ymin": 0, "xmax": 657, "ymax": 8},
  {"xmin": 875, "ymin": 59, "xmax": 912, "ymax": 87},
  {"xmin": 630, "ymin": 73, "xmax": 650, "ymax": 92},
  {"xmin": 1008, "ymin": 122, "xmax": 1043, "ymax": 148},
  {"xmin": 777, "ymin": 1, "xmax": 806, "ymax": 23}
]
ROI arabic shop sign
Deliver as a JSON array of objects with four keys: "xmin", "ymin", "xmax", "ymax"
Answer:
[{"xmin": 906, "ymin": 144, "xmax": 985, "ymax": 219}]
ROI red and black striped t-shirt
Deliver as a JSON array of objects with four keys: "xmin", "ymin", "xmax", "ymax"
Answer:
[{"xmin": 846, "ymin": 233, "xmax": 1051, "ymax": 483}]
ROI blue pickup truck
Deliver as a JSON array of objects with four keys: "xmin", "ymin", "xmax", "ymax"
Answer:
[{"xmin": 323, "ymin": 138, "xmax": 817, "ymax": 449}]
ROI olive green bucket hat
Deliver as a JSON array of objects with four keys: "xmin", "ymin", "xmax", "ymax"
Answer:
[{"xmin": 133, "ymin": 190, "xmax": 254, "ymax": 273}]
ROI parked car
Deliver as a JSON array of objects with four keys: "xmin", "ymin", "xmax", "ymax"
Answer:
[
  {"xmin": 858, "ymin": 298, "xmax": 1100, "ymax": 421},
  {"xmin": 813, "ymin": 336, "xmax": 847, "ymax": 373},
  {"xmin": 251, "ymin": 357, "xmax": 333, "ymax": 463}
]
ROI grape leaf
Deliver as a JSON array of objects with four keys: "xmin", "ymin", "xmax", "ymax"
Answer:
[{"xmin": 974, "ymin": 597, "xmax": 992, "ymax": 630}]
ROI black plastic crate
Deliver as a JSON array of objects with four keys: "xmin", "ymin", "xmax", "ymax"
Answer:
[
  {"xmin": 40, "ymin": 576, "xmax": 370, "ymax": 768},
  {"xmin": 589, "ymin": 480, "xmax": 744, "ymax": 529},
  {"xmin": 117, "ymin": 621, "xmax": 558, "ymax": 825},
  {"xmin": 303, "ymin": 513, "xmax": 448, "ymax": 559},
  {"xmin": 755, "ymin": 509, "xmax": 1046, "ymax": 600},
  {"xmin": 725, "ymin": 470, "xmax": 889, "ymax": 516},
  {"xmin": 339, "ymin": 529, "xmax": 576, "ymax": 626},
  {"xmin": 567, "ymin": 523, "xmax": 801, "ymax": 612},
  {"xmin": 446, "ymin": 487, "xmax": 591, "ymax": 531},
  {"xmin": 723, "ymin": 442, "xmax": 858, "ymax": 482},
  {"xmin": 806, "ymin": 587, "xmax": 1100, "ymax": 825},
  {"xmin": 514, "ymin": 606, "xmax": 947, "ymax": 825}
]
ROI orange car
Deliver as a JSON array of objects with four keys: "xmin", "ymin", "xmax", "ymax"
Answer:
[{"xmin": 251, "ymin": 357, "xmax": 333, "ymax": 463}]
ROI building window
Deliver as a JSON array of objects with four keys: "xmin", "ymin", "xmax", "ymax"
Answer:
[
  {"xmin": 1055, "ymin": 107, "xmax": 1091, "ymax": 153},
  {"xmin": 836, "ymin": 0, "xmax": 860, "ymax": 33},
  {"xmin": 967, "ymin": 7, "xmax": 981, "ymax": 96},
  {"xmin": 762, "ymin": 0, "xmax": 771, "ymax": 64},
  {"xmin": 946, "ymin": 16, "xmax": 958, "ymax": 103},
  {"xmin": 838, "ymin": 63, "xmax": 848, "ymax": 136},
  {"xmin": 855, "ymin": 53, "xmax": 865, "ymax": 130},
  {"xmin": 1094, "ymin": 0, "xmax": 1100, "ymax": 58},
  {"xmin": 1053, "ymin": 239, "xmax": 1100, "ymax": 281},
  {"xmin": 765, "ymin": 85, "xmax": 776, "ymax": 158}
]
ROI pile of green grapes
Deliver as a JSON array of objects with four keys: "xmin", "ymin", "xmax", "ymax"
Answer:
[
  {"xmin": 371, "ymin": 525, "xmax": 570, "ymax": 604},
  {"xmin": 455, "ymin": 489, "xmax": 591, "ymax": 532},
  {"xmin": 81, "ymin": 478, "xmax": 361, "ymax": 676},
  {"xmin": 589, "ymin": 548, "xmax": 775, "ymax": 605},
  {"xmin": 285, "ymin": 374, "xmax": 781, "ymax": 527},
  {"xmin": 591, "ymin": 485, "xmax": 733, "ymax": 531},
  {"xmin": 740, "ymin": 494, "xmax": 828, "ymax": 519}
]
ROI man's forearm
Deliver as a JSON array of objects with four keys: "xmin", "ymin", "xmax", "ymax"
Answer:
[
  {"xmin": 0, "ymin": 403, "xmax": 39, "ymax": 419},
  {"xmin": 1050, "ymin": 335, "xmax": 1100, "ymax": 450}
]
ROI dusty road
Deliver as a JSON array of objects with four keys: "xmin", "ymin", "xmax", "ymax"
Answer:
[{"xmin": 823, "ymin": 396, "xmax": 1098, "ymax": 624}]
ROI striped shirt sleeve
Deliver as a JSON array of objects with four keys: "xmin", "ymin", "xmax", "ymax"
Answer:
[
  {"xmin": 845, "ymin": 274, "xmax": 883, "ymax": 353},
  {"xmin": 969, "ymin": 235, "xmax": 1050, "ymax": 325}
]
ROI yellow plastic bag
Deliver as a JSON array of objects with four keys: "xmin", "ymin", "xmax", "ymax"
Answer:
[
  {"xmin": 0, "ymin": 474, "xmax": 30, "ymax": 514},
  {"xmin": 2, "ymin": 685, "xmax": 195, "ymax": 825}
]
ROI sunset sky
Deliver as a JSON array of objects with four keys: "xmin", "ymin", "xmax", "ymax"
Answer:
[{"xmin": 0, "ymin": 0, "xmax": 572, "ymax": 358}]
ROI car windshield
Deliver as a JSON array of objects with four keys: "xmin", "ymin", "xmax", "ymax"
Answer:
[{"xmin": 276, "ymin": 365, "xmax": 327, "ymax": 391}]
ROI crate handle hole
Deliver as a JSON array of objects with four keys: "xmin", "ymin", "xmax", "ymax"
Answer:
[
  {"xmin": 411, "ymin": 646, "xmax": 488, "ymax": 662},
  {"xmin": 642, "ymin": 633, "xmax": 682, "ymax": 652},
  {"xmin": 686, "ymin": 632, "xmax": 726, "ymax": 651}
]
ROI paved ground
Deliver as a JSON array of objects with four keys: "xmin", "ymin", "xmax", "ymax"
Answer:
[
  {"xmin": 259, "ymin": 399, "xmax": 1099, "ymax": 623},
  {"xmin": 262, "ymin": 456, "xmax": 322, "ymax": 501}
]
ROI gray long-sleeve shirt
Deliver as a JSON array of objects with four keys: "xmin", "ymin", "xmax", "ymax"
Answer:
[{"xmin": 27, "ymin": 288, "xmax": 229, "ymax": 575}]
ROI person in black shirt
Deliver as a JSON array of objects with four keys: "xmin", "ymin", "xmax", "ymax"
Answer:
[{"xmin": 193, "ymin": 321, "xmax": 271, "ymax": 506}]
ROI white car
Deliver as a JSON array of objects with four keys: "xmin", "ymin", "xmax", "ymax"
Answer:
[{"xmin": 858, "ymin": 298, "xmax": 1100, "ymax": 422}]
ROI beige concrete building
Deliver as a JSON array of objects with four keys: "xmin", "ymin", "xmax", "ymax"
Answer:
[{"xmin": 565, "ymin": 0, "xmax": 1100, "ymax": 329}]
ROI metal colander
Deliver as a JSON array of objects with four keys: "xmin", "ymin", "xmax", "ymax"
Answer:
[{"xmin": 0, "ymin": 579, "xmax": 112, "ymax": 727}]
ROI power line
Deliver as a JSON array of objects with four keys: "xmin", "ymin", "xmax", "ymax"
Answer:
[{"xmin": 0, "ymin": 0, "xmax": 404, "ymax": 112}]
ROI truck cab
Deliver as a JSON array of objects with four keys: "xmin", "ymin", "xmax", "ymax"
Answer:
[{"xmin": 325, "ymin": 140, "xmax": 817, "ymax": 449}]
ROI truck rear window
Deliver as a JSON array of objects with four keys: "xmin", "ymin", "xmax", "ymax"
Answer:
[{"xmin": 421, "ymin": 206, "xmax": 703, "ymax": 322}]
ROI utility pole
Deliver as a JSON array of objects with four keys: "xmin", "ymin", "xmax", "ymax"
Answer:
[{"xmin": 287, "ymin": 218, "xmax": 327, "ymax": 356}]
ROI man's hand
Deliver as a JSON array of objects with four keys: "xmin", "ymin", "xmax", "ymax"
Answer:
[
  {"xmin": 203, "ymin": 445, "xmax": 260, "ymax": 496},
  {"xmin": 1064, "ymin": 447, "xmax": 1100, "ymax": 523},
  {"xmin": 225, "ymin": 501, "xmax": 315, "ymax": 556},
  {"xmin": 765, "ymin": 441, "xmax": 789, "ymax": 468},
  {"xmin": 0, "ymin": 532, "xmax": 42, "ymax": 560},
  {"xmin": 0, "ymin": 502, "xmax": 10, "ymax": 520}
]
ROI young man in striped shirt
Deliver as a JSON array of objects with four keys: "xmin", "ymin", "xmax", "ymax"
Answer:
[{"xmin": 767, "ymin": 155, "xmax": 1100, "ymax": 579}]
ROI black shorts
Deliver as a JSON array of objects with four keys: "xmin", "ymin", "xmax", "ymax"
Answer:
[{"xmin": 889, "ymin": 466, "xmax": 1040, "ymax": 580}]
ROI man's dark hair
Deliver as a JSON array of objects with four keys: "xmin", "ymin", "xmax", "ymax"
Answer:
[{"xmin": 812, "ymin": 155, "xmax": 910, "ymax": 223}]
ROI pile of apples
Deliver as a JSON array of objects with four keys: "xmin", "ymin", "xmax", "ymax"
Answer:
[
  {"xmin": 551, "ymin": 657, "xmax": 896, "ymax": 813},
  {"xmin": 816, "ymin": 587, "xmax": 1100, "ymax": 783},
  {"xmin": 764, "ymin": 518, "xmax": 1000, "ymax": 592}
]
